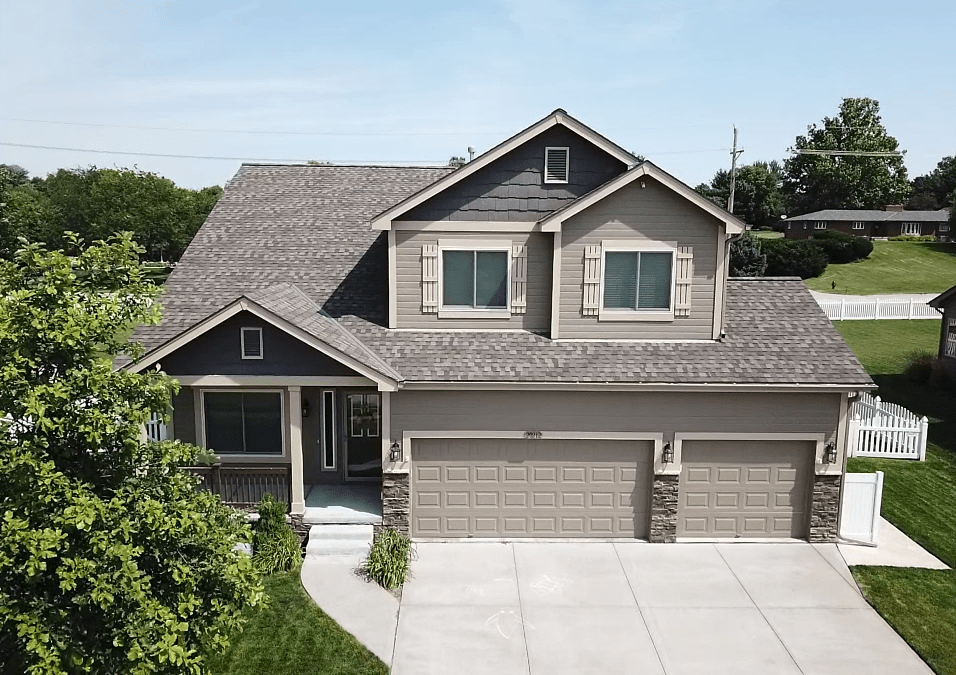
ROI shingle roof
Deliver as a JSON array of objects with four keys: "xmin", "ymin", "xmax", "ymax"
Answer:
[
  {"xmin": 786, "ymin": 209, "xmax": 950, "ymax": 222},
  {"xmin": 131, "ymin": 164, "xmax": 872, "ymax": 389}
]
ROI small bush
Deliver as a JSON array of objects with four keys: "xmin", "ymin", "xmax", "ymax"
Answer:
[
  {"xmin": 363, "ymin": 529, "xmax": 412, "ymax": 590},
  {"xmin": 761, "ymin": 239, "xmax": 829, "ymax": 279},
  {"xmin": 904, "ymin": 350, "xmax": 936, "ymax": 384},
  {"xmin": 252, "ymin": 494, "xmax": 302, "ymax": 574},
  {"xmin": 889, "ymin": 235, "xmax": 936, "ymax": 242}
]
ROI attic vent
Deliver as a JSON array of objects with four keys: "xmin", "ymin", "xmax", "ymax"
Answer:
[
  {"xmin": 241, "ymin": 327, "xmax": 263, "ymax": 359},
  {"xmin": 544, "ymin": 147, "xmax": 569, "ymax": 184}
]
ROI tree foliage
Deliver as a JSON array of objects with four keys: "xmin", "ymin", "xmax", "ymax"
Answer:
[
  {"xmin": 908, "ymin": 155, "xmax": 956, "ymax": 211},
  {"xmin": 729, "ymin": 233, "xmax": 767, "ymax": 277},
  {"xmin": 695, "ymin": 161, "xmax": 787, "ymax": 229},
  {"xmin": 0, "ymin": 167, "xmax": 221, "ymax": 262},
  {"xmin": 761, "ymin": 239, "xmax": 829, "ymax": 279},
  {"xmin": 783, "ymin": 98, "xmax": 911, "ymax": 215},
  {"xmin": 0, "ymin": 235, "xmax": 264, "ymax": 674}
]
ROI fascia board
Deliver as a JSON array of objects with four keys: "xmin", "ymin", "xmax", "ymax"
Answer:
[
  {"xmin": 399, "ymin": 381, "xmax": 875, "ymax": 393},
  {"xmin": 928, "ymin": 284, "xmax": 956, "ymax": 309},
  {"xmin": 369, "ymin": 111, "xmax": 636, "ymax": 231},
  {"xmin": 540, "ymin": 163, "xmax": 747, "ymax": 235}
]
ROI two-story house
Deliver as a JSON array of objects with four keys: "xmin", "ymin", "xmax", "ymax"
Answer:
[{"xmin": 124, "ymin": 110, "xmax": 872, "ymax": 544}]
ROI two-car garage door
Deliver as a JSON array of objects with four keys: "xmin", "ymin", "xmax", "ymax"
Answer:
[{"xmin": 411, "ymin": 438, "xmax": 653, "ymax": 538}]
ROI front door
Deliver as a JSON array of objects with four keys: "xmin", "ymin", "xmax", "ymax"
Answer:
[{"xmin": 345, "ymin": 392, "xmax": 382, "ymax": 481}]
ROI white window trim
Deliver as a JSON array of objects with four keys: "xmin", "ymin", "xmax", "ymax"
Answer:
[
  {"xmin": 544, "ymin": 146, "xmax": 569, "ymax": 184},
  {"xmin": 320, "ymin": 389, "xmax": 336, "ymax": 470},
  {"xmin": 598, "ymin": 240, "xmax": 677, "ymax": 322},
  {"xmin": 240, "ymin": 327, "xmax": 263, "ymax": 360},
  {"xmin": 814, "ymin": 222, "xmax": 827, "ymax": 230},
  {"xmin": 852, "ymin": 221, "xmax": 865, "ymax": 230},
  {"xmin": 437, "ymin": 239, "xmax": 512, "ymax": 319},
  {"xmin": 198, "ymin": 388, "xmax": 286, "ymax": 459},
  {"xmin": 901, "ymin": 222, "xmax": 921, "ymax": 236}
]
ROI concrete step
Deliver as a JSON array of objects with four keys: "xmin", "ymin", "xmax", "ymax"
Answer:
[{"xmin": 305, "ymin": 524, "xmax": 374, "ymax": 558}]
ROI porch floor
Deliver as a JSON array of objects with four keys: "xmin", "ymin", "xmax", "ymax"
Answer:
[{"xmin": 303, "ymin": 484, "xmax": 382, "ymax": 525}]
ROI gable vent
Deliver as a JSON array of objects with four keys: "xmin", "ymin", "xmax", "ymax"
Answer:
[
  {"xmin": 544, "ymin": 147, "xmax": 569, "ymax": 184},
  {"xmin": 241, "ymin": 327, "xmax": 263, "ymax": 359}
]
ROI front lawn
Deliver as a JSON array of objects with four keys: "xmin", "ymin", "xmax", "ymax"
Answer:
[
  {"xmin": 835, "ymin": 320, "xmax": 956, "ymax": 674},
  {"xmin": 806, "ymin": 241, "xmax": 956, "ymax": 295},
  {"xmin": 206, "ymin": 572, "xmax": 388, "ymax": 675}
]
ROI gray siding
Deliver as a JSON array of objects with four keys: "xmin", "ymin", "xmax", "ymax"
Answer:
[
  {"xmin": 160, "ymin": 311, "xmax": 360, "ymax": 377},
  {"xmin": 392, "ymin": 390, "xmax": 841, "ymax": 441},
  {"xmin": 399, "ymin": 126, "xmax": 627, "ymax": 222},
  {"xmin": 559, "ymin": 178, "xmax": 720, "ymax": 339},
  {"xmin": 171, "ymin": 386, "xmax": 196, "ymax": 445},
  {"xmin": 395, "ymin": 231, "xmax": 552, "ymax": 330}
]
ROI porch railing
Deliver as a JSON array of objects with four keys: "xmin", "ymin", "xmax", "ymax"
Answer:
[{"xmin": 184, "ymin": 463, "xmax": 291, "ymax": 509}]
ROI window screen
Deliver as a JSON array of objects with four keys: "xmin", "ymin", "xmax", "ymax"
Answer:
[
  {"xmin": 602, "ymin": 251, "xmax": 672, "ymax": 311},
  {"xmin": 442, "ymin": 250, "xmax": 507, "ymax": 309},
  {"xmin": 204, "ymin": 392, "xmax": 282, "ymax": 454}
]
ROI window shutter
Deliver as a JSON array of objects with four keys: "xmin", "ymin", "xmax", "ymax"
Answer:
[
  {"xmin": 510, "ymin": 245, "xmax": 527, "ymax": 314},
  {"xmin": 582, "ymin": 245, "xmax": 601, "ymax": 316},
  {"xmin": 422, "ymin": 245, "xmax": 438, "ymax": 313},
  {"xmin": 675, "ymin": 246, "xmax": 693, "ymax": 317}
]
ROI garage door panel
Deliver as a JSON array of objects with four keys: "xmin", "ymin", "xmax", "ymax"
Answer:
[
  {"xmin": 677, "ymin": 440, "xmax": 812, "ymax": 539},
  {"xmin": 412, "ymin": 438, "xmax": 651, "ymax": 538}
]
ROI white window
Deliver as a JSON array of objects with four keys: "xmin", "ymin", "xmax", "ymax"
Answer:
[
  {"xmin": 201, "ymin": 390, "xmax": 283, "ymax": 456},
  {"xmin": 901, "ymin": 222, "xmax": 921, "ymax": 236},
  {"xmin": 320, "ymin": 390, "xmax": 336, "ymax": 470},
  {"xmin": 544, "ymin": 147, "xmax": 569, "ymax": 184},
  {"xmin": 438, "ymin": 239, "xmax": 511, "ymax": 318},
  {"xmin": 814, "ymin": 222, "xmax": 827, "ymax": 230},
  {"xmin": 598, "ymin": 243, "xmax": 676, "ymax": 322},
  {"xmin": 940, "ymin": 225, "xmax": 950, "ymax": 233},
  {"xmin": 787, "ymin": 223, "xmax": 791, "ymax": 230},
  {"xmin": 241, "ymin": 327, "xmax": 263, "ymax": 359},
  {"xmin": 852, "ymin": 222, "xmax": 865, "ymax": 230},
  {"xmin": 946, "ymin": 319, "xmax": 956, "ymax": 359}
]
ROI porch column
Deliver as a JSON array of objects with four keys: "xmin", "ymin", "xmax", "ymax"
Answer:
[{"xmin": 288, "ymin": 386, "xmax": 305, "ymax": 515}]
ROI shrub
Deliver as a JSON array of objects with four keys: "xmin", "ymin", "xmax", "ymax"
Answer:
[
  {"xmin": 363, "ymin": 528, "xmax": 412, "ymax": 590},
  {"xmin": 889, "ymin": 235, "xmax": 936, "ymax": 242},
  {"xmin": 904, "ymin": 350, "xmax": 936, "ymax": 384},
  {"xmin": 730, "ymin": 232, "xmax": 767, "ymax": 277},
  {"xmin": 252, "ymin": 494, "xmax": 302, "ymax": 574},
  {"xmin": 810, "ymin": 230, "xmax": 873, "ymax": 263},
  {"xmin": 760, "ymin": 239, "xmax": 829, "ymax": 279}
]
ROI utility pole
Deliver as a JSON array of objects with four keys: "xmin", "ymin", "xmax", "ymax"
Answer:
[{"xmin": 727, "ymin": 125, "xmax": 744, "ymax": 215}]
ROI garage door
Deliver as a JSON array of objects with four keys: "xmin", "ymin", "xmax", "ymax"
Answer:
[
  {"xmin": 678, "ymin": 440, "xmax": 813, "ymax": 539},
  {"xmin": 411, "ymin": 438, "xmax": 653, "ymax": 538}
]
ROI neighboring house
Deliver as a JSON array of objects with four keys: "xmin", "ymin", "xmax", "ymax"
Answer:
[
  {"xmin": 123, "ymin": 110, "xmax": 872, "ymax": 543},
  {"xmin": 929, "ymin": 283, "xmax": 956, "ymax": 380},
  {"xmin": 783, "ymin": 207, "xmax": 951, "ymax": 240}
]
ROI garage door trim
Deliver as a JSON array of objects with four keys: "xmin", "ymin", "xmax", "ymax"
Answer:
[{"xmin": 673, "ymin": 432, "xmax": 828, "ymax": 474}]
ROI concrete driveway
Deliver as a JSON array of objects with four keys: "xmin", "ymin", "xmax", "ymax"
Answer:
[{"xmin": 391, "ymin": 542, "xmax": 931, "ymax": 675}]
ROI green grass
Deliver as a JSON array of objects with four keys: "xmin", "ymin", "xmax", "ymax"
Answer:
[
  {"xmin": 753, "ymin": 230, "xmax": 783, "ymax": 239},
  {"xmin": 805, "ymin": 241, "xmax": 956, "ymax": 294},
  {"xmin": 206, "ymin": 572, "xmax": 388, "ymax": 675},
  {"xmin": 851, "ymin": 567, "xmax": 956, "ymax": 675},
  {"xmin": 835, "ymin": 320, "xmax": 956, "ymax": 674}
]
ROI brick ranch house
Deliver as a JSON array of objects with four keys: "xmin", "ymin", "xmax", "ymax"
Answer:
[
  {"xmin": 783, "ymin": 207, "xmax": 951, "ymax": 240},
  {"xmin": 124, "ymin": 110, "xmax": 873, "ymax": 543}
]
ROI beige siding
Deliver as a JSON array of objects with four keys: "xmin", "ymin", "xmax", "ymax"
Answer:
[
  {"xmin": 392, "ymin": 391, "xmax": 841, "ymax": 441},
  {"xmin": 395, "ymin": 230, "xmax": 551, "ymax": 330},
  {"xmin": 558, "ymin": 178, "xmax": 720, "ymax": 339}
]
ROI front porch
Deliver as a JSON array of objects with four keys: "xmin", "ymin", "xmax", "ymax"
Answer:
[{"xmin": 304, "ymin": 483, "xmax": 382, "ymax": 525}]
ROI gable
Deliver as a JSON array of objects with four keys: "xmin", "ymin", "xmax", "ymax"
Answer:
[
  {"xmin": 157, "ymin": 311, "xmax": 362, "ymax": 377},
  {"xmin": 398, "ymin": 125, "xmax": 628, "ymax": 223}
]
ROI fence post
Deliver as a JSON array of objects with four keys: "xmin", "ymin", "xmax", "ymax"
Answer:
[
  {"xmin": 908, "ymin": 298, "xmax": 914, "ymax": 320},
  {"xmin": 873, "ymin": 297, "xmax": 880, "ymax": 320},
  {"xmin": 839, "ymin": 298, "xmax": 845, "ymax": 320},
  {"xmin": 211, "ymin": 462, "xmax": 222, "ymax": 498},
  {"xmin": 872, "ymin": 471, "xmax": 884, "ymax": 541},
  {"xmin": 918, "ymin": 416, "xmax": 929, "ymax": 461}
]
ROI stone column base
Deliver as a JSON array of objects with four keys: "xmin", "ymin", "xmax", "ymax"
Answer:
[
  {"xmin": 809, "ymin": 474, "xmax": 841, "ymax": 542},
  {"xmin": 650, "ymin": 474, "xmax": 679, "ymax": 543},
  {"xmin": 380, "ymin": 471, "xmax": 410, "ymax": 538}
]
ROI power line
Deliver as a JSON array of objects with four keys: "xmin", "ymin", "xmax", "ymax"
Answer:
[
  {"xmin": 0, "ymin": 141, "xmax": 447, "ymax": 165},
  {"xmin": 794, "ymin": 149, "xmax": 902, "ymax": 157},
  {"xmin": 1, "ymin": 117, "xmax": 506, "ymax": 138}
]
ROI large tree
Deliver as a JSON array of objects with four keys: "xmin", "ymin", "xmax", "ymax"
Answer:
[
  {"xmin": 908, "ymin": 155, "xmax": 956, "ymax": 210},
  {"xmin": 695, "ymin": 160, "xmax": 787, "ymax": 229},
  {"xmin": 783, "ymin": 98, "xmax": 911, "ymax": 215},
  {"xmin": 0, "ymin": 234, "xmax": 263, "ymax": 674}
]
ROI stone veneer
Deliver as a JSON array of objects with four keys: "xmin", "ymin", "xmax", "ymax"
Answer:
[
  {"xmin": 809, "ymin": 474, "xmax": 841, "ymax": 542},
  {"xmin": 650, "ymin": 474, "xmax": 679, "ymax": 543},
  {"xmin": 380, "ymin": 471, "xmax": 410, "ymax": 537}
]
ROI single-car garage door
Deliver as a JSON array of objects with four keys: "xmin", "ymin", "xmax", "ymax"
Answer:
[
  {"xmin": 678, "ymin": 440, "xmax": 814, "ymax": 539},
  {"xmin": 411, "ymin": 438, "xmax": 653, "ymax": 538}
]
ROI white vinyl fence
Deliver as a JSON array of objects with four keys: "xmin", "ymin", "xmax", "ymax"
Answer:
[
  {"xmin": 847, "ymin": 393, "xmax": 928, "ymax": 460},
  {"xmin": 818, "ymin": 297, "xmax": 940, "ymax": 321},
  {"xmin": 840, "ymin": 471, "xmax": 884, "ymax": 544},
  {"xmin": 145, "ymin": 412, "xmax": 168, "ymax": 443}
]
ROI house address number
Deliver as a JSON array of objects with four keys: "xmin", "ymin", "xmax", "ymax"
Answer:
[{"xmin": 524, "ymin": 431, "xmax": 543, "ymax": 439}]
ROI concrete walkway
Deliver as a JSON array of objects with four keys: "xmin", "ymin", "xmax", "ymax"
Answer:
[
  {"xmin": 839, "ymin": 517, "xmax": 949, "ymax": 569},
  {"xmin": 301, "ymin": 540, "xmax": 935, "ymax": 675}
]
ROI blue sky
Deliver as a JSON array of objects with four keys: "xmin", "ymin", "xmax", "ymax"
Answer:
[{"xmin": 1, "ymin": 0, "xmax": 953, "ymax": 191}]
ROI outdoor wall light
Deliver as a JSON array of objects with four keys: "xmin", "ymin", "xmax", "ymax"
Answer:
[
  {"xmin": 390, "ymin": 441, "xmax": 403, "ymax": 463},
  {"xmin": 301, "ymin": 399, "xmax": 310, "ymax": 418},
  {"xmin": 824, "ymin": 442, "xmax": 837, "ymax": 464},
  {"xmin": 662, "ymin": 442, "xmax": 674, "ymax": 464}
]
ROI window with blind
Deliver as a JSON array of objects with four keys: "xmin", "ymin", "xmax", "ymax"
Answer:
[
  {"xmin": 441, "ymin": 248, "xmax": 509, "ymax": 310},
  {"xmin": 602, "ymin": 251, "xmax": 673, "ymax": 312}
]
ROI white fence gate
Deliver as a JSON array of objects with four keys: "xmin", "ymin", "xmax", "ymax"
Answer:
[
  {"xmin": 817, "ymin": 297, "xmax": 939, "ymax": 321},
  {"xmin": 840, "ymin": 471, "xmax": 884, "ymax": 544},
  {"xmin": 847, "ymin": 392, "xmax": 928, "ymax": 460},
  {"xmin": 145, "ymin": 413, "xmax": 168, "ymax": 443}
]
